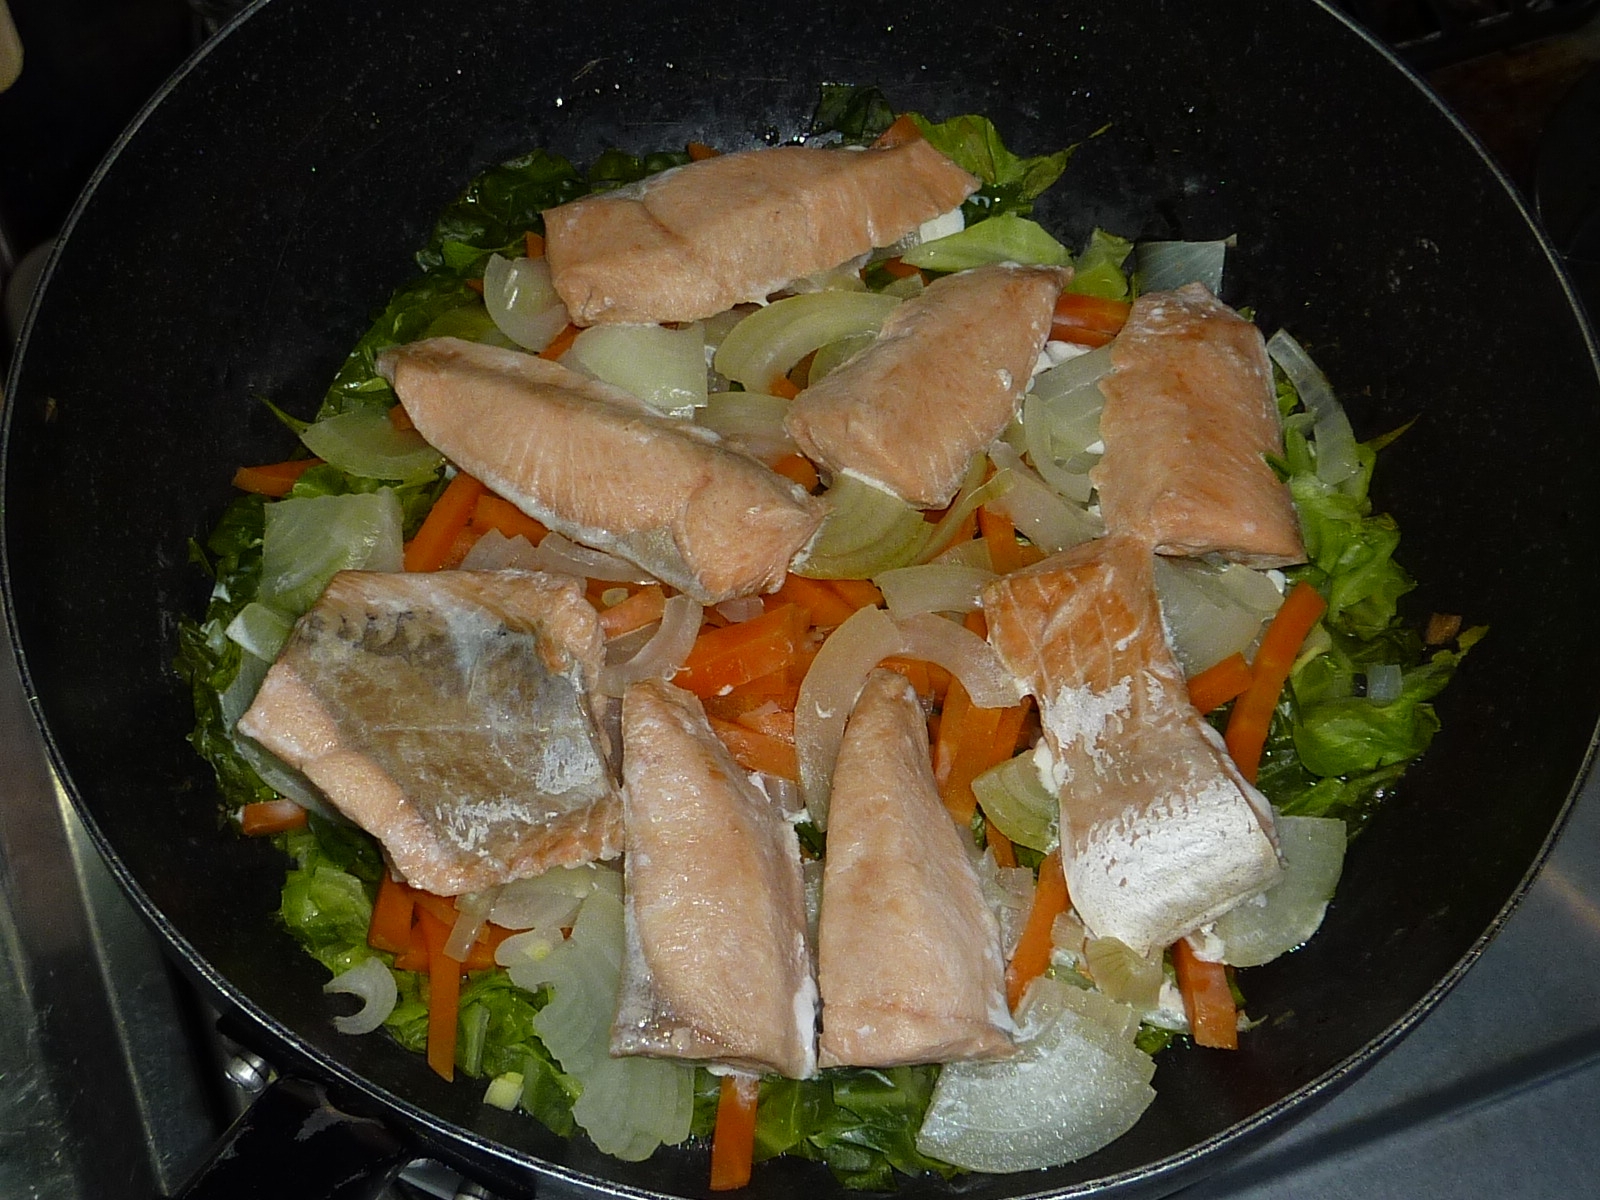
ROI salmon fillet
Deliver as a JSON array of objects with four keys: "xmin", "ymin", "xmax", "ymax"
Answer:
[
  {"xmin": 236, "ymin": 570, "xmax": 622, "ymax": 896},
  {"xmin": 817, "ymin": 670, "xmax": 1013, "ymax": 1067},
  {"xmin": 613, "ymin": 679, "xmax": 816, "ymax": 1079},
  {"xmin": 377, "ymin": 337, "xmax": 825, "ymax": 604},
  {"xmin": 543, "ymin": 141, "xmax": 978, "ymax": 325},
  {"xmin": 983, "ymin": 536, "xmax": 1282, "ymax": 956},
  {"xmin": 786, "ymin": 264, "xmax": 1068, "ymax": 507},
  {"xmin": 1091, "ymin": 284, "xmax": 1305, "ymax": 567}
]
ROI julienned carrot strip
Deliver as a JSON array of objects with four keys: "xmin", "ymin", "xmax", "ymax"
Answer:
[
  {"xmin": 941, "ymin": 699, "xmax": 1004, "ymax": 824},
  {"xmin": 878, "ymin": 256, "xmax": 924, "ymax": 282},
  {"xmin": 720, "ymin": 666, "xmax": 801, "ymax": 709},
  {"xmin": 1188, "ymin": 652, "xmax": 1253, "ymax": 716},
  {"xmin": 1173, "ymin": 938, "xmax": 1238, "ymax": 1049},
  {"xmin": 465, "ymin": 277, "xmax": 486, "ymax": 295},
  {"xmin": 461, "ymin": 923, "xmax": 517, "ymax": 972},
  {"xmin": 774, "ymin": 574, "xmax": 855, "ymax": 629},
  {"xmin": 411, "ymin": 889, "xmax": 460, "ymax": 927},
  {"xmin": 979, "ymin": 506, "xmax": 1033, "ymax": 575},
  {"xmin": 239, "ymin": 799, "xmax": 308, "ymax": 836},
  {"xmin": 1005, "ymin": 850, "xmax": 1068, "ymax": 1010},
  {"xmin": 599, "ymin": 585, "xmax": 667, "ymax": 639},
  {"xmin": 405, "ymin": 473, "xmax": 486, "ymax": 572},
  {"xmin": 524, "ymin": 230, "xmax": 545, "ymax": 259},
  {"xmin": 708, "ymin": 716, "xmax": 799, "ymax": 781},
  {"xmin": 1224, "ymin": 581, "xmax": 1328, "ymax": 781},
  {"xmin": 368, "ymin": 875, "xmax": 416, "ymax": 954},
  {"xmin": 231, "ymin": 458, "xmax": 321, "ymax": 498},
  {"xmin": 471, "ymin": 493, "xmax": 547, "ymax": 545},
  {"xmin": 709, "ymin": 1074, "xmax": 760, "ymax": 1191},
  {"xmin": 687, "ymin": 140, "xmax": 721, "ymax": 161},
  {"xmin": 539, "ymin": 323, "xmax": 581, "ymax": 361},
  {"xmin": 987, "ymin": 821, "xmax": 1018, "ymax": 868},
  {"xmin": 675, "ymin": 603, "xmax": 809, "ymax": 698},
  {"xmin": 734, "ymin": 705, "xmax": 795, "ymax": 741},
  {"xmin": 418, "ymin": 907, "xmax": 461, "ymax": 1080},
  {"xmin": 771, "ymin": 452, "xmax": 819, "ymax": 492},
  {"xmin": 1050, "ymin": 292, "xmax": 1132, "ymax": 347},
  {"xmin": 393, "ymin": 919, "xmax": 430, "ymax": 973},
  {"xmin": 389, "ymin": 403, "xmax": 416, "ymax": 432},
  {"xmin": 767, "ymin": 375, "xmax": 801, "ymax": 401},
  {"xmin": 879, "ymin": 656, "xmax": 934, "ymax": 702},
  {"xmin": 871, "ymin": 112, "xmax": 923, "ymax": 149},
  {"xmin": 827, "ymin": 578, "xmax": 884, "ymax": 612}
]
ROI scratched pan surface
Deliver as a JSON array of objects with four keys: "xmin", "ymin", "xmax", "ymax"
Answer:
[{"xmin": 4, "ymin": 0, "xmax": 1599, "ymax": 1195}]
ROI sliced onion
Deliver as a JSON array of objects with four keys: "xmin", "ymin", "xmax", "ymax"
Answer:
[
  {"xmin": 598, "ymin": 594, "xmax": 703, "ymax": 697},
  {"xmin": 971, "ymin": 749, "xmax": 1059, "ymax": 853},
  {"xmin": 1266, "ymin": 329, "xmax": 1361, "ymax": 490},
  {"xmin": 751, "ymin": 771, "xmax": 803, "ymax": 818},
  {"xmin": 696, "ymin": 391, "xmax": 797, "ymax": 463},
  {"xmin": 483, "ymin": 254, "xmax": 570, "ymax": 352},
  {"xmin": 1214, "ymin": 814, "xmax": 1346, "ymax": 967},
  {"xmin": 715, "ymin": 597, "xmax": 766, "ymax": 624},
  {"xmin": 492, "ymin": 865, "xmax": 601, "ymax": 930},
  {"xmin": 916, "ymin": 465, "xmax": 1011, "ymax": 563},
  {"xmin": 874, "ymin": 563, "xmax": 996, "ymax": 620},
  {"xmin": 794, "ymin": 474, "xmax": 930, "ymax": 579},
  {"xmin": 495, "ymin": 927, "xmax": 563, "ymax": 967},
  {"xmin": 987, "ymin": 444, "xmax": 1102, "ymax": 552},
  {"xmin": 529, "ymin": 533, "xmax": 659, "ymax": 584},
  {"xmin": 1153, "ymin": 557, "xmax": 1283, "ymax": 676},
  {"xmin": 714, "ymin": 292, "xmax": 899, "ymax": 392},
  {"xmin": 323, "ymin": 957, "xmax": 398, "ymax": 1035},
  {"xmin": 1135, "ymin": 239, "xmax": 1229, "ymax": 295},
  {"xmin": 896, "ymin": 613, "xmax": 1020, "ymax": 709},
  {"xmin": 225, "ymin": 601, "xmax": 295, "ymax": 662},
  {"xmin": 1022, "ymin": 351, "xmax": 1110, "ymax": 502},
  {"xmin": 459, "ymin": 529, "xmax": 541, "ymax": 571},
  {"xmin": 932, "ymin": 538, "xmax": 997, "ymax": 571},
  {"xmin": 565, "ymin": 322, "xmax": 708, "ymax": 416},
  {"xmin": 795, "ymin": 606, "xmax": 905, "ymax": 827},
  {"xmin": 444, "ymin": 889, "xmax": 498, "ymax": 962},
  {"xmin": 808, "ymin": 332, "xmax": 875, "ymax": 383},
  {"xmin": 300, "ymin": 409, "xmax": 444, "ymax": 483}
]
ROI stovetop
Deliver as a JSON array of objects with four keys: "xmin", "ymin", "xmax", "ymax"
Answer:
[{"xmin": 2, "ymin": 3, "xmax": 1598, "ymax": 1198}]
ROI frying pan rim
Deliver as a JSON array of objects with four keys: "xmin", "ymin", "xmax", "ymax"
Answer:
[{"xmin": 3, "ymin": 0, "xmax": 1600, "ymax": 1194}]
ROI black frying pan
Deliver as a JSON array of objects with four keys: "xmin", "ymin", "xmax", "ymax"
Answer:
[{"xmin": 4, "ymin": 0, "xmax": 1599, "ymax": 1196}]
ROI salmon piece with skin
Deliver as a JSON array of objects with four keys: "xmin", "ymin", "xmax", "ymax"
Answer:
[
  {"xmin": 612, "ymin": 679, "xmax": 816, "ymax": 1079},
  {"xmin": 377, "ymin": 337, "xmax": 825, "ymax": 605},
  {"xmin": 786, "ymin": 264, "xmax": 1069, "ymax": 507},
  {"xmin": 817, "ymin": 669, "xmax": 1013, "ymax": 1068},
  {"xmin": 236, "ymin": 570, "xmax": 622, "ymax": 896},
  {"xmin": 544, "ymin": 141, "xmax": 979, "ymax": 326},
  {"xmin": 1091, "ymin": 283, "xmax": 1306, "ymax": 567},
  {"xmin": 983, "ymin": 536, "xmax": 1282, "ymax": 957}
]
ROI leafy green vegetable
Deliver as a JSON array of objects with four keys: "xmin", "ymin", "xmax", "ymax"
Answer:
[
  {"xmin": 910, "ymin": 112, "xmax": 1072, "ymax": 222},
  {"xmin": 810, "ymin": 84, "xmax": 897, "ymax": 144},
  {"xmin": 586, "ymin": 147, "xmax": 692, "ymax": 192},
  {"xmin": 417, "ymin": 149, "xmax": 588, "ymax": 277},
  {"xmin": 900, "ymin": 213, "xmax": 1071, "ymax": 273},
  {"xmin": 1067, "ymin": 229, "xmax": 1135, "ymax": 301}
]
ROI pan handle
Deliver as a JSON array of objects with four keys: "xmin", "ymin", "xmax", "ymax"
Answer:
[{"xmin": 173, "ymin": 1074, "xmax": 413, "ymax": 1200}]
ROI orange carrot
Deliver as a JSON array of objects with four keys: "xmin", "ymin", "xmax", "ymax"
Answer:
[
  {"xmin": 767, "ymin": 375, "xmax": 801, "ymax": 401},
  {"xmin": 471, "ymin": 493, "xmax": 547, "ymax": 544},
  {"xmin": 878, "ymin": 256, "xmax": 924, "ymax": 282},
  {"xmin": 987, "ymin": 821, "xmax": 1018, "ymax": 868},
  {"xmin": 524, "ymin": 230, "xmax": 545, "ymax": 259},
  {"xmin": 871, "ymin": 112, "xmax": 923, "ymax": 149},
  {"xmin": 368, "ymin": 875, "xmax": 417, "ymax": 954},
  {"xmin": 405, "ymin": 473, "xmax": 486, "ymax": 572},
  {"xmin": 1005, "ymin": 850, "xmax": 1068, "ymax": 1010},
  {"xmin": 388, "ymin": 404, "xmax": 416, "ymax": 432},
  {"xmin": 461, "ymin": 923, "xmax": 517, "ymax": 972},
  {"xmin": 938, "ymin": 694, "xmax": 1004, "ymax": 824},
  {"xmin": 878, "ymin": 656, "xmax": 934, "ymax": 702},
  {"xmin": 464, "ymin": 277, "xmax": 485, "ymax": 295},
  {"xmin": 539, "ymin": 322, "xmax": 581, "ymax": 361},
  {"xmin": 1051, "ymin": 292, "xmax": 1132, "ymax": 347},
  {"xmin": 1224, "ymin": 580, "xmax": 1328, "ymax": 781},
  {"xmin": 393, "ymin": 919, "xmax": 430, "ymax": 973},
  {"xmin": 709, "ymin": 1074, "xmax": 761, "ymax": 1191},
  {"xmin": 687, "ymin": 140, "xmax": 721, "ymax": 161},
  {"xmin": 709, "ymin": 716, "xmax": 799, "ymax": 781},
  {"xmin": 239, "ymin": 799, "xmax": 308, "ymax": 836},
  {"xmin": 826, "ymin": 578, "xmax": 884, "ymax": 613},
  {"xmin": 1187, "ymin": 652, "xmax": 1253, "ymax": 716},
  {"xmin": 410, "ymin": 889, "xmax": 461, "ymax": 927},
  {"xmin": 1173, "ymin": 938, "xmax": 1238, "ymax": 1049},
  {"xmin": 231, "ymin": 458, "xmax": 321, "ymax": 498},
  {"xmin": 718, "ymin": 665, "xmax": 802, "ymax": 710},
  {"xmin": 675, "ymin": 603, "xmax": 809, "ymax": 698},
  {"xmin": 418, "ymin": 907, "xmax": 461, "ymax": 1080},
  {"xmin": 773, "ymin": 574, "xmax": 855, "ymax": 629},
  {"xmin": 771, "ymin": 452, "xmax": 820, "ymax": 492},
  {"xmin": 979, "ymin": 506, "xmax": 1034, "ymax": 575},
  {"xmin": 598, "ymin": 584, "xmax": 668, "ymax": 639}
]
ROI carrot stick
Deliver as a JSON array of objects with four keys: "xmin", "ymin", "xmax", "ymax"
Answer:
[
  {"xmin": 461, "ymin": 923, "xmax": 517, "ymax": 972},
  {"xmin": 773, "ymin": 574, "xmax": 855, "ymax": 629},
  {"xmin": 708, "ymin": 716, "xmax": 799, "ymax": 781},
  {"xmin": 687, "ymin": 141, "xmax": 721, "ymax": 161},
  {"xmin": 878, "ymin": 656, "xmax": 933, "ymax": 702},
  {"xmin": 1173, "ymin": 938, "xmax": 1238, "ymax": 1050},
  {"xmin": 979, "ymin": 506, "xmax": 1034, "ymax": 575},
  {"xmin": 709, "ymin": 1074, "xmax": 761, "ymax": 1191},
  {"xmin": 524, "ymin": 230, "xmax": 545, "ymax": 259},
  {"xmin": 987, "ymin": 821, "xmax": 1018, "ymax": 869},
  {"xmin": 388, "ymin": 404, "xmax": 416, "ymax": 432},
  {"xmin": 1188, "ymin": 652, "xmax": 1253, "ymax": 716},
  {"xmin": 771, "ymin": 452, "xmax": 819, "ymax": 492},
  {"xmin": 878, "ymin": 256, "xmax": 924, "ymax": 282},
  {"xmin": 539, "ymin": 323, "xmax": 581, "ymax": 361},
  {"xmin": 826, "ymin": 578, "xmax": 884, "ymax": 612},
  {"xmin": 734, "ymin": 705, "xmax": 795, "ymax": 742},
  {"xmin": 1051, "ymin": 292, "xmax": 1132, "ymax": 347},
  {"xmin": 231, "ymin": 458, "xmax": 321, "ymax": 498},
  {"xmin": 1005, "ymin": 850, "xmax": 1068, "ymax": 1010},
  {"xmin": 675, "ymin": 603, "xmax": 809, "ymax": 698},
  {"xmin": 1224, "ymin": 581, "xmax": 1328, "ymax": 781},
  {"xmin": 418, "ymin": 906, "xmax": 461, "ymax": 1080},
  {"xmin": 471, "ymin": 493, "xmax": 547, "ymax": 545},
  {"xmin": 368, "ymin": 875, "xmax": 417, "ymax": 954},
  {"xmin": 410, "ymin": 889, "xmax": 461, "ymax": 927},
  {"xmin": 940, "ymin": 696, "xmax": 1004, "ymax": 825},
  {"xmin": 405, "ymin": 473, "xmax": 486, "ymax": 572},
  {"xmin": 871, "ymin": 112, "xmax": 923, "ymax": 149},
  {"xmin": 393, "ymin": 919, "xmax": 430, "ymax": 973},
  {"xmin": 598, "ymin": 584, "xmax": 668, "ymax": 639},
  {"xmin": 464, "ymin": 277, "xmax": 485, "ymax": 295},
  {"xmin": 239, "ymin": 799, "xmax": 308, "ymax": 836},
  {"xmin": 767, "ymin": 375, "xmax": 801, "ymax": 401}
]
